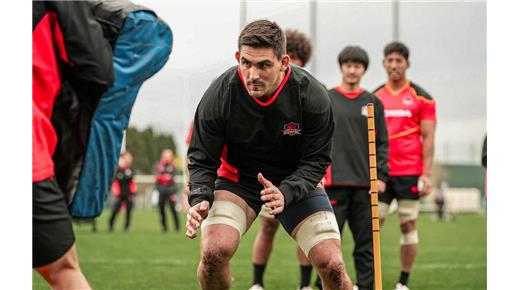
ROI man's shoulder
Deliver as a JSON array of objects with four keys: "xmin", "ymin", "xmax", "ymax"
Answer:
[
  {"xmin": 373, "ymin": 84, "xmax": 386, "ymax": 96},
  {"xmin": 201, "ymin": 66, "xmax": 238, "ymax": 100},
  {"xmin": 215, "ymin": 65, "xmax": 239, "ymax": 87},
  {"xmin": 290, "ymin": 65, "xmax": 326, "ymax": 91},
  {"xmin": 410, "ymin": 82, "xmax": 434, "ymax": 101}
]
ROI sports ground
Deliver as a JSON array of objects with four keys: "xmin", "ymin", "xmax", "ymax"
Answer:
[{"xmin": 33, "ymin": 210, "xmax": 486, "ymax": 290}]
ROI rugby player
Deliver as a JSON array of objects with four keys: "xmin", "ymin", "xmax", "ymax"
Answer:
[
  {"xmin": 249, "ymin": 29, "xmax": 316, "ymax": 290},
  {"xmin": 374, "ymin": 42, "xmax": 437, "ymax": 290},
  {"xmin": 317, "ymin": 46, "xmax": 389, "ymax": 290},
  {"xmin": 186, "ymin": 20, "xmax": 353, "ymax": 290}
]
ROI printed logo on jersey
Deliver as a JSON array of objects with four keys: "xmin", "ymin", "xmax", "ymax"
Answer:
[
  {"xmin": 282, "ymin": 122, "xmax": 302, "ymax": 136},
  {"xmin": 403, "ymin": 96, "xmax": 414, "ymax": 106},
  {"xmin": 385, "ymin": 109, "xmax": 412, "ymax": 118},
  {"xmin": 361, "ymin": 105, "xmax": 368, "ymax": 117}
]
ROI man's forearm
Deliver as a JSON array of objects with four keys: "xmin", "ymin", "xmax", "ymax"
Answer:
[{"xmin": 422, "ymin": 135, "xmax": 434, "ymax": 176}]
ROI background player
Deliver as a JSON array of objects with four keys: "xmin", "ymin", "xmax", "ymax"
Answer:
[
  {"xmin": 109, "ymin": 152, "xmax": 138, "ymax": 232},
  {"xmin": 186, "ymin": 20, "xmax": 353, "ymax": 290},
  {"xmin": 374, "ymin": 42, "xmax": 437, "ymax": 290},
  {"xmin": 249, "ymin": 29, "xmax": 316, "ymax": 290},
  {"xmin": 316, "ymin": 46, "xmax": 388, "ymax": 290},
  {"xmin": 155, "ymin": 149, "xmax": 180, "ymax": 233}
]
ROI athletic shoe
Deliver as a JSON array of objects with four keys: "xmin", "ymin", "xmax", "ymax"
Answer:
[
  {"xmin": 395, "ymin": 283, "xmax": 410, "ymax": 290},
  {"xmin": 248, "ymin": 284, "xmax": 264, "ymax": 290},
  {"xmin": 353, "ymin": 285, "xmax": 359, "ymax": 290},
  {"xmin": 297, "ymin": 286, "xmax": 313, "ymax": 290}
]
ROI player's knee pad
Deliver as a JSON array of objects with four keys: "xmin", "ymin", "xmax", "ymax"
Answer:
[
  {"xmin": 295, "ymin": 211, "xmax": 341, "ymax": 257},
  {"xmin": 201, "ymin": 201, "xmax": 247, "ymax": 236},
  {"xmin": 378, "ymin": 202, "xmax": 390, "ymax": 220},
  {"xmin": 400, "ymin": 230, "xmax": 419, "ymax": 245},
  {"xmin": 397, "ymin": 199, "xmax": 420, "ymax": 222}
]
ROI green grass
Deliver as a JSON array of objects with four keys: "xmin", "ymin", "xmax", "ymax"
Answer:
[{"xmin": 33, "ymin": 210, "xmax": 486, "ymax": 289}]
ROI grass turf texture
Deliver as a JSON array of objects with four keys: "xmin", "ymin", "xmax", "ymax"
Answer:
[{"xmin": 33, "ymin": 210, "xmax": 486, "ymax": 289}]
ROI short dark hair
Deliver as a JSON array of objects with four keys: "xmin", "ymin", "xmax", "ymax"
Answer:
[
  {"xmin": 338, "ymin": 46, "xmax": 369, "ymax": 70},
  {"xmin": 238, "ymin": 20, "xmax": 286, "ymax": 59},
  {"xmin": 384, "ymin": 41, "xmax": 409, "ymax": 60},
  {"xmin": 285, "ymin": 29, "xmax": 313, "ymax": 66}
]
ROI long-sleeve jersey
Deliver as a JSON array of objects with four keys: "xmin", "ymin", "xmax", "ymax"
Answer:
[
  {"xmin": 112, "ymin": 166, "xmax": 137, "ymax": 199},
  {"xmin": 374, "ymin": 81, "xmax": 436, "ymax": 176},
  {"xmin": 32, "ymin": 1, "xmax": 114, "ymax": 182},
  {"xmin": 323, "ymin": 87, "xmax": 389, "ymax": 188},
  {"xmin": 188, "ymin": 65, "xmax": 334, "ymax": 207}
]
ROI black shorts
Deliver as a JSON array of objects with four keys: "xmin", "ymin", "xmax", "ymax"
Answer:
[
  {"xmin": 215, "ymin": 177, "xmax": 333, "ymax": 234},
  {"xmin": 33, "ymin": 178, "xmax": 75, "ymax": 268},
  {"xmin": 379, "ymin": 175, "xmax": 420, "ymax": 204}
]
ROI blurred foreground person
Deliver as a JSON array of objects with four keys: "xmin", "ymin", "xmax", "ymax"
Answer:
[{"xmin": 32, "ymin": 1, "xmax": 113, "ymax": 288}]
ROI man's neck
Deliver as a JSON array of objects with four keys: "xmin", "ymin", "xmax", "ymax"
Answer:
[
  {"xmin": 340, "ymin": 82, "xmax": 360, "ymax": 93},
  {"xmin": 387, "ymin": 78, "xmax": 408, "ymax": 92}
]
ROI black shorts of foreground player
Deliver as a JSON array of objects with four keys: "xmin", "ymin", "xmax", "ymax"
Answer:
[{"xmin": 186, "ymin": 20, "xmax": 353, "ymax": 290}]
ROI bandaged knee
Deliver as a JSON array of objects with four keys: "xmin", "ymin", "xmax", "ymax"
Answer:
[
  {"xmin": 400, "ymin": 230, "xmax": 419, "ymax": 245},
  {"xmin": 295, "ymin": 211, "xmax": 341, "ymax": 257},
  {"xmin": 201, "ymin": 201, "xmax": 247, "ymax": 236},
  {"xmin": 378, "ymin": 202, "xmax": 390, "ymax": 220},
  {"xmin": 397, "ymin": 199, "xmax": 420, "ymax": 222}
]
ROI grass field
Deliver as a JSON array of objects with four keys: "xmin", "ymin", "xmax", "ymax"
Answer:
[{"xmin": 33, "ymin": 209, "xmax": 486, "ymax": 290}]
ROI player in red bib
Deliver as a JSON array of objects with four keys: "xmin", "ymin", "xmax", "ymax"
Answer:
[{"xmin": 373, "ymin": 42, "xmax": 436, "ymax": 290}]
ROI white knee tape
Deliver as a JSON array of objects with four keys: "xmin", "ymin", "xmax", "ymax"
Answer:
[
  {"xmin": 201, "ymin": 201, "xmax": 247, "ymax": 236},
  {"xmin": 295, "ymin": 211, "xmax": 341, "ymax": 257},
  {"xmin": 400, "ymin": 230, "xmax": 419, "ymax": 245},
  {"xmin": 378, "ymin": 202, "xmax": 390, "ymax": 220},
  {"xmin": 397, "ymin": 200, "xmax": 420, "ymax": 222}
]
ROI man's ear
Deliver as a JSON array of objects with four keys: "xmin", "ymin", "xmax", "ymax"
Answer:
[
  {"xmin": 280, "ymin": 54, "xmax": 290, "ymax": 71},
  {"xmin": 406, "ymin": 60, "xmax": 411, "ymax": 69},
  {"xmin": 235, "ymin": 51, "xmax": 241, "ymax": 63}
]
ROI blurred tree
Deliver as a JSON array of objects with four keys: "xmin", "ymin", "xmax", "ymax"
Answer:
[{"xmin": 125, "ymin": 126, "xmax": 177, "ymax": 174}]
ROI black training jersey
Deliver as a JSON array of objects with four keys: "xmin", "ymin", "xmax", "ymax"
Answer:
[
  {"xmin": 324, "ymin": 87, "xmax": 389, "ymax": 188},
  {"xmin": 114, "ymin": 167, "xmax": 135, "ymax": 198},
  {"xmin": 188, "ymin": 65, "xmax": 334, "ymax": 207}
]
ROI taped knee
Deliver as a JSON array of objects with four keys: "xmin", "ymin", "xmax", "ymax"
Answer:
[
  {"xmin": 378, "ymin": 202, "xmax": 390, "ymax": 220},
  {"xmin": 400, "ymin": 230, "xmax": 419, "ymax": 245},
  {"xmin": 397, "ymin": 200, "xmax": 420, "ymax": 222},
  {"xmin": 295, "ymin": 211, "xmax": 341, "ymax": 257},
  {"xmin": 201, "ymin": 201, "xmax": 247, "ymax": 236}
]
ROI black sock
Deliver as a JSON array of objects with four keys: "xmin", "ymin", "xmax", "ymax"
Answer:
[
  {"xmin": 315, "ymin": 276, "xmax": 323, "ymax": 290},
  {"xmin": 253, "ymin": 263, "xmax": 266, "ymax": 286},
  {"xmin": 299, "ymin": 265, "xmax": 313, "ymax": 287},
  {"xmin": 399, "ymin": 271, "xmax": 410, "ymax": 285}
]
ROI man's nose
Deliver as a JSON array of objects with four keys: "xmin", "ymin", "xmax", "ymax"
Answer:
[{"xmin": 249, "ymin": 66, "xmax": 260, "ymax": 80}]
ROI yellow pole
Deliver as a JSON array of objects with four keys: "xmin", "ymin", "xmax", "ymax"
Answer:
[{"xmin": 367, "ymin": 103, "xmax": 383, "ymax": 290}]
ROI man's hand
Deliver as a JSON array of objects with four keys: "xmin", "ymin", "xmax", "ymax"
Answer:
[
  {"xmin": 258, "ymin": 173, "xmax": 285, "ymax": 215},
  {"xmin": 377, "ymin": 180, "xmax": 386, "ymax": 193},
  {"xmin": 185, "ymin": 200, "xmax": 210, "ymax": 239},
  {"xmin": 418, "ymin": 175, "xmax": 432, "ymax": 196}
]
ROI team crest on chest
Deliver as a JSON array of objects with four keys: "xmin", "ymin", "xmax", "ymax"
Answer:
[
  {"xmin": 402, "ymin": 96, "xmax": 414, "ymax": 106},
  {"xmin": 282, "ymin": 122, "xmax": 301, "ymax": 136}
]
